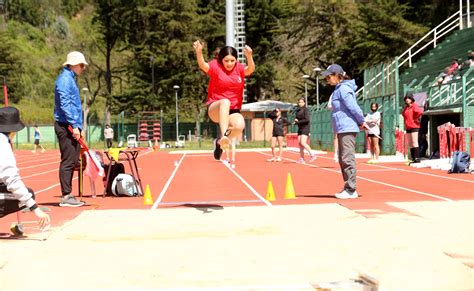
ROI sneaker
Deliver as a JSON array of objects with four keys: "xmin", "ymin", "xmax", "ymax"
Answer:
[
  {"xmin": 59, "ymin": 194, "xmax": 85, "ymax": 207},
  {"xmin": 275, "ymin": 157, "xmax": 282, "ymax": 162},
  {"xmin": 41, "ymin": 149, "xmax": 46, "ymax": 153},
  {"xmin": 213, "ymin": 138, "xmax": 223, "ymax": 160},
  {"xmin": 308, "ymin": 154, "xmax": 317, "ymax": 163},
  {"xmin": 335, "ymin": 190, "xmax": 358, "ymax": 199},
  {"xmin": 296, "ymin": 158, "xmax": 305, "ymax": 164},
  {"xmin": 367, "ymin": 159, "xmax": 373, "ymax": 164},
  {"xmin": 267, "ymin": 157, "xmax": 276, "ymax": 162}
]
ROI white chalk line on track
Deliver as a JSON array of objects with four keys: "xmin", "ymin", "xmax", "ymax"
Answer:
[
  {"xmin": 158, "ymin": 199, "xmax": 263, "ymax": 205},
  {"xmin": 259, "ymin": 151, "xmax": 454, "ymax": 202},
  {"xmin": 316, "ymin": 153, "xmax": 474, "ymax": 183},
  {"xmin": 151, "ymin": 153, "xmax": 186, "ymax": 209},
  {"xmin": 16, "ymin": 156, "xmax": 59, "ymax": 166},
  {"xmin": 221, "ymin": 161, "xmax": 272, "ymax": 206}
]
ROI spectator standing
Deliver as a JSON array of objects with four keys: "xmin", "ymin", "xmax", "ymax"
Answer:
[
  {"xmin": 267, "ymin": 108, "xmax": 289, "ymax": 162},
  {"xmin": 32, "ymin": 125, "xmax": 46, "ymax": 154},
  {"xmin": 104, "ymin": 124, "xmax": 114, "ymax": 148},
  {"xmin": 365, "ymin": 103, "xmax": 381, "ymax": 163},
  {"xmin": 323, "ymin": 64, "xmax": 366, "ymax": 199},
  {"xmin": 294, "ymin": 97, "xmax": 317, "ymax": 164},
  {"xmin": 401, "ymin": 94, "xmax": 424, "ymax": 164},
  {"xmin": 0, "ymin": 107, "xmax": 50, "ymax": 231},
  {"xmin": 193, "ymin": 40, "xmax": 254, "ymax": 164},
  {"xmin": 54, "ymin": 51, "xmax": 88, "ymax": 207}
]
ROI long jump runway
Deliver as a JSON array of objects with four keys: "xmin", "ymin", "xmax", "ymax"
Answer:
[{"xmin": 0, "ymin": 149, "xmax": 473, "ymax": 290}]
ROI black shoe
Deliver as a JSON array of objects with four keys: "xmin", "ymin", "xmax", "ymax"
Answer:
[{"xmin": 213, "ymin": 138, "xmax": 223, "ymax": 160}]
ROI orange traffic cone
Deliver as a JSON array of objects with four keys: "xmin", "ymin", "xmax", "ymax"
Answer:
[
  {"xmin": 285, "ymin": 173, "xmax": 296, "ymax": 199},
  {"xmin": 266, "ymin": 181, "xmax": 276, "ymax": 201},
  {"xmin": 143, "ymin": 184, "xmax": 154, "ymax": 205}
]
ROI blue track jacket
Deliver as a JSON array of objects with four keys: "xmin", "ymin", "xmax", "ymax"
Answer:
[
  {"xmin": 330, "ymin": 79, "xmax": 365, "ymax": 134},
  {"xmin": 54, "ymin": 67, "xmax": 83, "ymax": 130}
]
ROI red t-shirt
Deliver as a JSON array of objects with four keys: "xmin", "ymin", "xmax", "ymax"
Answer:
[{"xmin": 206, "ymin": 59, "xmax": 245, "ymax": 110}]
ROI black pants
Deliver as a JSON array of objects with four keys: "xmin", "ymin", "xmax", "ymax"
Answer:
[
  {"xmin": 54, "ymin": 122, "xmax": 80, "ymax": 197},
  {"xmin": 0, "ymin": 185, "xmax": 35, "ymax": 218},
  {"xmin": 106, "ymin": 138, "xmax": 113, "ymax": 148}
]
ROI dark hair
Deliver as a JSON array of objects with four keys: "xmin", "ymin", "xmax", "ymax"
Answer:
[
  {"xmin": 370, "ymin": 103, "xmax": 379, "ymax": 110},
  {"xmin": 212, "ymin": 47, "xmax": 221, "ymax": 59},
  {"xmin": 217, "ymin": 46, "xmax": 238, "ymax": 65},
  {"xmin": 404, "ymin": 93, "xmax": 415, "ymax": 103}
]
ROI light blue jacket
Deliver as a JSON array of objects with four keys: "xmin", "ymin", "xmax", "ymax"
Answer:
[
  {"xmin": 331, "ymin": 79, "xmax": 365, "ymax": 134},
  {"xmin": 54, "ymin": 67, "xmax": 83, "ymax": 130}
]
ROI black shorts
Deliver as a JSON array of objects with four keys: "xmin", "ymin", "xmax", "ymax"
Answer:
[
  {"xmin": 406, "ymin": 128, "xmax": 419, "ymax": 133},
  {"xmin": 272, "ymin": 134, "xmax": 284, "ymax": 138},
  {"xmin": 229, "ymin": 109, "xmax": 241, "ymax": 115},
  {"xmin": 298, "ymin": 129, "xmax": 310, "ymax": 136},
  {"xmin": 34, "ymin": 139, "xmax": 39, "ymax": 145},
  {"xmin": 368, "ymin": 134, "xmax": 376, "ymax": 138}
]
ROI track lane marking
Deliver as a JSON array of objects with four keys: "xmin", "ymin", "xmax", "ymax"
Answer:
[
  {"xmin": 151, "ymin": 153, "xmax": 186, "ymax": 209},
  {"xmin": 316, "ymin": 154, "xmax": 474, "ymax": 183},
  {"xmin": 222, "ymin": 161, "xmax": 272, "ymax": 206},
  {"xmin": 258, "ymin": 151, "xmax": 454, "ymax": 202}
]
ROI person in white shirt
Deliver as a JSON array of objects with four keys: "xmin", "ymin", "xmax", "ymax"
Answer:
[
  {"xmin": 365, "ymin": 103, "xmax": 381, "ymax": 163},
  {"xmin": 0, "ymin": 107, "xmax": 50, "ymax": 232},
  {"xmin": 104, "ymin": 124, "xmax": 114, "ymax": 148}
]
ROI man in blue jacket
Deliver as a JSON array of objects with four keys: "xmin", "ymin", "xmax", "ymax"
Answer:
[{"xmin": 54, "ymin": 51, "xmax": 88, "ymax": 207}]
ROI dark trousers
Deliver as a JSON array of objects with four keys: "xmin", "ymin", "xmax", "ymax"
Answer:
[
  {"xmin": 54, "ymin": 122, "xmax": 80, "ymax": 197},
  {"xmin": 106, "ymin": 138, "xmax": 113, "ymax": 148},
  {"xmin": 0, "ymin": 184, "xmax": 35, "ymax": 218},
  {"xmin": 337, "ymin": 132, "xmax": 358, "ymax": 193}
]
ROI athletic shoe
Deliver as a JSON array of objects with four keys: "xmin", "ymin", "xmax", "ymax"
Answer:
[
  {"xmin": 59, "ymin": 194, "xmax": 85, "ymax": 207},
  {"xmin": 267, "ymin": 157, "xmax": 276, "ymax": 162},
  {"xmin": 213, "ymin": 138, "xmax": 223, "ymax": 160},
  {"xmin": 367, "ymin": 159, "xmax": 373, "ymax": 164},
  {"xmin": 308, "ymin": 154, "xmax": 317, "ymax": 162},
  {"xmin": 296, "ymin": 158, "xmax": 305, "ymax": 164},
  {"xmin": 335, "ymin": 190, "xmax": 358, "ymax": 199},
  {"xmin": 275, "ymin": 157, "xmax": 282, "ymax": 162}
]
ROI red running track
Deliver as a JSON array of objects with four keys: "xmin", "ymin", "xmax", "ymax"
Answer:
[{"xmin": 1, "ymin": 149, "xmax": 473, "ymax": 235}]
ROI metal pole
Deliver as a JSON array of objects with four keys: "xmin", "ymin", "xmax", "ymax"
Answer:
[
  {"xmin": 173, "ymin": 85, "xmax": 180, "ymax": 143},
  {"xmin": 226, "ymin": 0, "xmax": 235, "ymax": 47},
  {"xmin": 467, "ymin": 0, "xmax": 471, "ymax": 28},
  {"xmin": 316, "ymin": 75, "xmax": 320, "ymax": 108}
]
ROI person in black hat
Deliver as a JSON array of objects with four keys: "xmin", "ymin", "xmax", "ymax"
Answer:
[{"xmin": 0, "ymin": 107, "xmax": 50, "ymax": 230}]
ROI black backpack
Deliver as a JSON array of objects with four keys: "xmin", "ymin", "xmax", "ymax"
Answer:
[
  {"xmin": 103, "ymin": 163, "xmax": 125, "ymax": 195},
  {"xmin": 448, "ymin": 151, "xmax": 471, "ymax": 173}
]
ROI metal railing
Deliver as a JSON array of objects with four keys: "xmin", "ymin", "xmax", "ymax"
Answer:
[{"xmin": 356, "ymin": 6, "xmax": 471, "ymax": 100}]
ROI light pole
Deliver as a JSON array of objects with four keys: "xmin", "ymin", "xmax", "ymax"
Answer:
[
  {"xmin": 313, "ymin": 67, "xmax": 322, "ymax": 108},
  {"xmin": 302, "ymin": 75, "xmax": 310, "ymax": 105},
  {"xmin": 173, "ymin": 85, "xmax": 180, "ymax": 143}
]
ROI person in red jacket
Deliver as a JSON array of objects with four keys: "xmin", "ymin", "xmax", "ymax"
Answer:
[
  {"xmin": 193, "ymin": 40, "xmax": 255, "ymax": 162},
  {"xmin": 401, "ymin": 94, "xmax": 424, "ymax": 163}
]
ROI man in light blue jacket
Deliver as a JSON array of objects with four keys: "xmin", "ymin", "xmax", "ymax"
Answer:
[
  {"xmin": 323, "ymin": 64, "xmax": 366, "ymax": 199},
  {"xmin": 54, "ymin": 51, "xmax": 88, "ymax": 207}
]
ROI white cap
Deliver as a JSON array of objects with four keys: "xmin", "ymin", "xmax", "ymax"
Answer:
[{"xmin": 63, "ymin": 51, "xmax": 88, "ymax": 66}]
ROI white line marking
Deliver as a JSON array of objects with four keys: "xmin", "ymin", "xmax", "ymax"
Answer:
[
  {"xmin": 151, "ymin": 154, "xmax": 186, "ymax": 209},
  {"xmin": 22, "ymin": 169, "xmax": 58, "ymax": 179},
  {"xmin": 17, "ymin": 156, "xmax": 59, "ymax": 166},
  {"xmin": 317, "ymin": 154, "xmax": 474, "ymax": 183},
  {"xmin": 357, "ymin": 169, "xmax": 398, "ymax": 172},
  {"xmin": 20, "ymin": 161, "xmax": 59, "ymax": 170},
  {"xmin": 258, "ymin": 151, "xmax": 454, "ymax": 202},
  {"xmin": 222, "ymin": 161, "xmax": 272, "ymax": 206},
  {"xmin": 158, "ymin": 199, "xmax": 262, "ymax": 205}
]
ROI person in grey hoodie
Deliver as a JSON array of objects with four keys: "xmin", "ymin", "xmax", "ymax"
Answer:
[{"xmin": 322, "ymin": 64, "xmax": 367, "ymax": 199}]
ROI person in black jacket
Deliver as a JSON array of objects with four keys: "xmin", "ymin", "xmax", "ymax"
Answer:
[
  {"xmin": 294, "ymin": 97, "xmax": 316, "ymax": 164},
  {"xmin": 267, "ymin": 107, "xmax": 289, "ymax": 162}
]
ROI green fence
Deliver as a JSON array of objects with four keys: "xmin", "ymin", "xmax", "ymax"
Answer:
[{"xmin": 287, "ymin": 94, "xmax": 398, "ymax": 155}]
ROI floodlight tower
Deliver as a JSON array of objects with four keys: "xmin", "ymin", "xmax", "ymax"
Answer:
[{"xmin": 226, "ymin": 0, "xmax": 247, "ymax": 102}]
